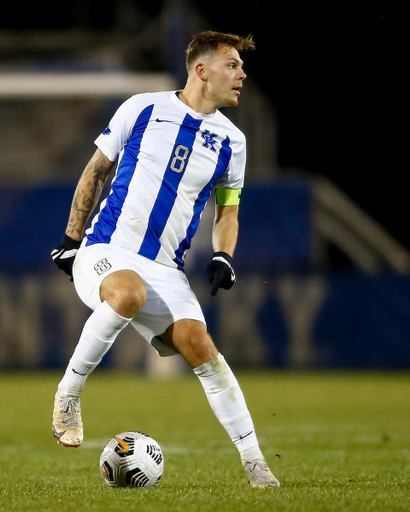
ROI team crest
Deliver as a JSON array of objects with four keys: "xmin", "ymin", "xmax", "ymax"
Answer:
[{"xmin": 202, "ymin": 130, "xmax": 218, "ymax": 152}]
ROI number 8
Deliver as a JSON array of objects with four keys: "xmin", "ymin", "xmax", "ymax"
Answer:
[{"xmin": 170, "ymin": 145, "xmax": 190, "ymax": 173}]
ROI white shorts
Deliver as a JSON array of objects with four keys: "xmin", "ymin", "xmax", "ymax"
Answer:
[{"xmin": 72, "ymin": 243, "xmax": 206, "ymax": 357}]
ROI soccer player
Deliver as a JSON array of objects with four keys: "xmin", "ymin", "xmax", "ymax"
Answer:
[{"xmin": 51, "ymin": 30, "xmax": 280, "ymax": 488}]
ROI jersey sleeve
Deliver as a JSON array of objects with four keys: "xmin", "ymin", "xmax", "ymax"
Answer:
[
  {"xmin": 94, "ymin": 95, "xmax": 141, "ymax": 162},
  {"xmin": 214, "ymin": 131, "xmax": 246, "ymax": 191}
]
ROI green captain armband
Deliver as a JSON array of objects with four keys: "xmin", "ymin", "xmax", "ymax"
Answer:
[{"xmin": 215, "ymin": 188, "xmax": 242, "ymax": 206}]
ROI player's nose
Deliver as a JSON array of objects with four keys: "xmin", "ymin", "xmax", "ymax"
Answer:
[{"xmin": 239, "ymin": 68, "xmax": 247, "ymax": 81}]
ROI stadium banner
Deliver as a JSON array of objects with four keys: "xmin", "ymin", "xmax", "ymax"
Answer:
[{"xmin": 1, "ymin": 183, "xmax": 409, "ymax": 369}]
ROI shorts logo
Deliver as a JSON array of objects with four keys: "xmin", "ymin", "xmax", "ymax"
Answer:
[{"xmin": 94, "ymin": 258, "xmax": 112, "ymax": 275}]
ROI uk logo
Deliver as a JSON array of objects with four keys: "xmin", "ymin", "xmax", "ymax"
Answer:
[{"xmin": 201, "ymin": 130, "xmax": 218, "ymax": 152}]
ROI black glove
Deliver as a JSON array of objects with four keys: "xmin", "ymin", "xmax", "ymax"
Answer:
[
  {"xmin": 51, "ymin": 234, "xmax": 81, "ymax": 279},
  {"xmin": 206, "ymin": 251, "xmax": 236, "ymax": 296}
]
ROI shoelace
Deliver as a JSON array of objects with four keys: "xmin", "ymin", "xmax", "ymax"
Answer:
[
  {"xmin": 59, "ymin": 398, "xmax": 80, "ymax": 428},
  {"xmin": 243, "ymin": 460, "xmax": 257, "ymax": 472},
  {"xmin": 243, "ymin": 460, "xmax": 269, "ymax": 476}
]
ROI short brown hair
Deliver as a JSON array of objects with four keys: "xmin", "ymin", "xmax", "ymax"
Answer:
[{"xmin": 185, "ymin": 30, "xmax": 255, "ymax": 71}]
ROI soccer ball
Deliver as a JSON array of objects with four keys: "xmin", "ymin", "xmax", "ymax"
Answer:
[{"xmin": 100, "ymin": 431, "xmax": 164, "ymax": 488}]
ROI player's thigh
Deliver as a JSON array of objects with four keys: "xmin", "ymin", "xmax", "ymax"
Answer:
[{"xmin": 73, "ymin": 244, "xmax": 142, "ymax": 311}]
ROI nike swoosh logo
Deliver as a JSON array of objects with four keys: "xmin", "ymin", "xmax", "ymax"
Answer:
[
  {"xmin": 234, "ymin": 430, "xmax": 254, "ymax": 443},
  {"xmin": 72, "ymin": 369, "xmax": 88, "ymax": 376},
  {"xmin": 239, "ymin": 431, "xmax": 254, "ymax": 440},
  {"xmin": 155, "ymin": 118, "xmax": 173, "ymax": 123},
  {"xmin": 114, "ymin": 437, "xmax": 130, "ymax": 453},
  {"xmin": 51, "ymin": 249, "xmax": 64, "ymax": 261}
]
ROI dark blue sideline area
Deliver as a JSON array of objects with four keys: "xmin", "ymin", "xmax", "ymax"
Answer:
[{"xmin": 1, "ymin": 180, "xmax": 410, "ymax": 369}]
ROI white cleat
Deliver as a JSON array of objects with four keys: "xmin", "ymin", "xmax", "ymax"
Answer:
[
  {"xmin": 52, "ymin": 391, "xmax": 83, "ymax": 447},
  {"xmin": 243, "ymin": 458, "xmax": 280, "ymax": 488}
]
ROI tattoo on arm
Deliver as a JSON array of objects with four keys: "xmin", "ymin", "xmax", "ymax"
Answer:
[{"xmin": 66, "ymin": 150, "xmax": 114, "ymax": 240}]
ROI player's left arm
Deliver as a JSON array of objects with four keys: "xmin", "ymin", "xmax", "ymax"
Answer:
[
  {"xmin": 212, "ymin": 204, "xmax": 239, "ymax": 257},
  {"xmin": 206, "ymin": 189, "xmax": 241, "ymax": 296}
]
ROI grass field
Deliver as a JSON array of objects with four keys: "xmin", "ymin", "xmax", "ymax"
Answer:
[{"xmin": 0, "ymin": 370, "xmax": 409, "ymax": 512}]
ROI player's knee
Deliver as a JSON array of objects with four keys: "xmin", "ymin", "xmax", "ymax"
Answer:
[
  {"xmin": 117, "ymin": 287, "xmax": 146, "ymax": 316},
  {"xmin": 101, "ymin": 271, "xmax": 147, "ymax": 318}
]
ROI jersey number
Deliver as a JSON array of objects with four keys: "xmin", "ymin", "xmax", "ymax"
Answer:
[{"xmin": 170, "ymin": 145, "xmax": 190, "ymax": 173}]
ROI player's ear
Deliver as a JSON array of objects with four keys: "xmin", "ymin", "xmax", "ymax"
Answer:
[{"xmin": 195, "ymin": 62, "xmax": 208, "ymax": 82}]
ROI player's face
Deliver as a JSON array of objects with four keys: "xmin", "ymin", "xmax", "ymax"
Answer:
[{"xmin": 205, "ymin": 47, "xmax": 247, "ymax": 108}]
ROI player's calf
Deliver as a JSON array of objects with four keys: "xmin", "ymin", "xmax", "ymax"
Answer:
[{"xmin": 162, "ymin": 319, "xmax": 218, "ymax": 368}]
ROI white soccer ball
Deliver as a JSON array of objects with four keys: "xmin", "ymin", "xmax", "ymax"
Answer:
[{"xmin": 100, "ymin": 431, "xmax": 164, "ymax": 488}]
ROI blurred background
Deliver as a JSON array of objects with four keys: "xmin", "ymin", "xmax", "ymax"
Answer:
[{"xmin": 0, "ymin": 1, "xmax": 408, "ymax": 373}]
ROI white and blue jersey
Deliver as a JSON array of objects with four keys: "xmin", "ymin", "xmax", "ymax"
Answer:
[{"xmin": 85, "ymin": 90, "xmax": 246, "ymax": 269}]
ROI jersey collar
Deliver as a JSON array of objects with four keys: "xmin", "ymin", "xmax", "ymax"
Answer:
[{"xmin": 171, "ymin": 90, "xmax": 218, "ymax": 120}]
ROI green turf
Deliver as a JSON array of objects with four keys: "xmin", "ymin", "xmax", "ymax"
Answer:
[{"xmin": 0, "ymin": 370, "xmax": 409, "ymax": 511}]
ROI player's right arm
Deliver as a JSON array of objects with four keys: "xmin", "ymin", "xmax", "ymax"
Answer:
[
  {"xmin": 65, "ymin": 148, "xmax": 115, "ymax": 241},
  {"xmin": 51, "ymin": 148, "xmax": 115, "ymax": 278},
  {"xmin": 52, "ymin": 94, "xmax": 143, "ymax": 277}
]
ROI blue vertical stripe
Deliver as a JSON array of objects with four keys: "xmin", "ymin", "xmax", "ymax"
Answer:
[
  {"xmin": 138, "ymin": 114, "xmax": 203, "ymax": 260},
  {"xmin": 173, "ymin": 136, "xmax": 232, "ymax": 268},
  {"xmin": 86, "ymin": 104, "xmax": 154, "ymax": 245}
]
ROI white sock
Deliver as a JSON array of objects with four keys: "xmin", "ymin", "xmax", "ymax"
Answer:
[
  {"xmin": 194, "ymin": 353, "xmax": 264, "ymax": 463},
  {"xmin": 58, "ymin": 301, "xmax": 131, "ymax": 397}
]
